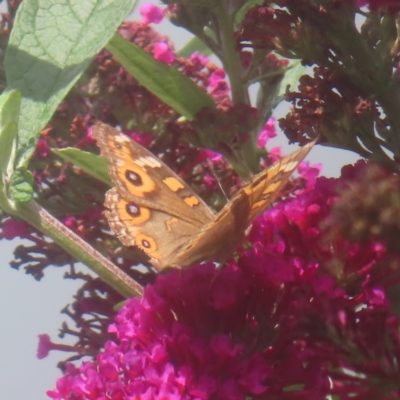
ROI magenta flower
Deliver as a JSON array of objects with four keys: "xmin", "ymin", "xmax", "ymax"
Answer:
[
  {"xmin": 75, "ymin": 126, "xmax": 96, "ymax": 148},
  {"xmin": 189, "ymin": 52, "xmax": 209, "ymax": 67},
  {"xmin": 127, "ymin": 130, "xmax": 154, "ymax": 147},
  {"xmin": 1, "ymin": 218, "xmax": 30, "ymax": 239},
  {"xmin": 35, "ymin": 137, "xmax": 51, "ymax": 158},
  {"xmin": 265, "ymin": 146, "xmax": 281, "ymax": 164},
  {"xmin": 203, "ymin": 173, "xmax": 217, "ymax": 189},
  {"xmin": 198, "ymin": 149, "xmax": 223, "ymax": 163},
  {"xmin": 297, "ymin": 161, "xmax": 322, "ymax": 189},
  {"xmin": 37, "ymin": 334, "xmax": 53, "ymax": 359},
  {"xmin": 153, "ymin": 42, "xmax": 175, "ymax": 65},
  {"xmin": 140, "ymin": 3, "xmax": 164, "ymax": 25},
  {"xmin": 257, "ymin": 117, "xmax": 277, "ymax": 148},
  {"xmin": 208, "ymin": 68, "xmax": 230, "ymax": 97},
  {"xmin": 62, "ymin": 215, "xmax": 76, "ymax": 229},
  {"xmin": 38, "ymin": 335, "xmax": 80, "ymax": 360},
  {"xmin": 47, "ymin": 161, "xmax": 400, "ymax": 399}
]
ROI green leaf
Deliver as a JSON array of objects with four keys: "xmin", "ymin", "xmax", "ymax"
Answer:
[
  {"xmin": 106, "ymin": 34, "xmax": 216, "ymax": 120},
  {"xmin": 0, "ymin": 90, "xmax": 21, "ymax": 175},
  {"xmin": 0, "ymin": 122, "xmax": 18, "ymax": 176},
  {"xmin": 177, "ymin": 36, "xmax": 212, "ymax": 58},
  {"xmin": 52, "ymin": 148, "xmax": 111, "ymax": 186},
  {"xmin": 5, "ymin": 0, "xmax": 137, "ymax": 168},
  {"xmin": 9, "ymin": 168, "xmax": 34, "ymax": 203},
  {"xmin": 0, "ymin": 89, "xmax": 21, "ymax": 129},
  {"xmin": 278, "ymin": 60, "xmax": 306, "ymax": 98}
]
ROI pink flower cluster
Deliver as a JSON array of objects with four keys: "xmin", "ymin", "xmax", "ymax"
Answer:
[
  {"xmin": 47, "ymin": 161, "xmax": 400, "ymax": 399},
  {"xmin": 257, "ymin": 117, "xmax": 277, "ymax": 149}
]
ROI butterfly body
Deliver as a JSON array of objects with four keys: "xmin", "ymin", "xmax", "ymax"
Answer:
[{"xmin": 93, "ymin": 122, "xmax": 315, "ymax": 270}]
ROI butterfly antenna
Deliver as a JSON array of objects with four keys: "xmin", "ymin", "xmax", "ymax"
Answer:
[{"xmin": 206, "ymin": 158, "xmax": 229, "ymax": 202}]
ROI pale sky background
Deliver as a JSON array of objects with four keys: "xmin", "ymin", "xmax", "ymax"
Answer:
[{"xmin": 0, "ymin": 1, "xmax": 360, "ymax": 399}]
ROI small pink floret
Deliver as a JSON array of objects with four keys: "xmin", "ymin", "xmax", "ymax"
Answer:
[
  {"xmin": 140, "ymin": 3, "xmax": 164, "ymax": 25},
  {"xmin": 154, "ymin": 42, "xmax": 175, "ymax": 65}
]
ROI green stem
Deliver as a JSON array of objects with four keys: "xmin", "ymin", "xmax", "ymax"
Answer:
[
  {"xmin": 1, "ymin": 197, "xmax": 144, "ymax": 298},
  {"xmin": 215, "ymin": 1, "xmax": 248, "ymax": 105},
  {"xmin": 212, "ymin": 1, "xmax": 261, "ymax": 174}
]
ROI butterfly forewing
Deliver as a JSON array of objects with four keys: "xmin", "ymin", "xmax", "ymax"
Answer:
[
  {"xmin": 240, "ymin": 140, "xmax": 316, "ymax": 223},
  {"xmin": 172, "ymin": 141, "xmax": 316, "ymax": 268},
  {"xmin": 93, "ymin": 123, "xmax": 214, "ymax": 227}
]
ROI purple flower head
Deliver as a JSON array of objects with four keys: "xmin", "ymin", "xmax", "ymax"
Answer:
[{"xmin": 47, "ymin": 160, "xmax": 400, "ymax": 399}]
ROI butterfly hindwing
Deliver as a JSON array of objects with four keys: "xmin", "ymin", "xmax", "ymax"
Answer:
[{"xmin": 104, "ymin": 188, "xmax": 204, "ymax": 269}]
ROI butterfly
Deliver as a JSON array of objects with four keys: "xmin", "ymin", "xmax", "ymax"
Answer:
[{"xmin": 93, "ymin": 122, "xmax": 315, "ymax": 271}]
